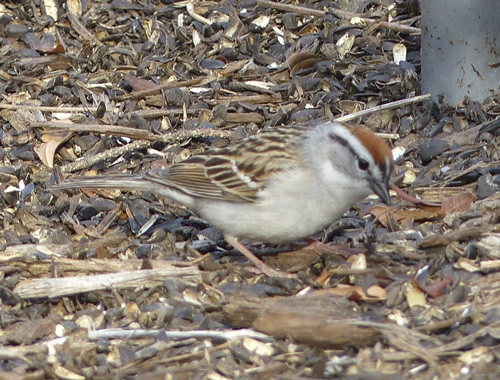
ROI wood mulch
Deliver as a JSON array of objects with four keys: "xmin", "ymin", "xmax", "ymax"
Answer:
[{"xmin": 0, "ymin": 1, "xmax": 499, "ymax": 379}]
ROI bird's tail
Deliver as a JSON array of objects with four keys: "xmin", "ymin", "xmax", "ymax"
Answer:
[{"xmin": 50, "ymin": 174, "xmax": 157, "ymax": 193}]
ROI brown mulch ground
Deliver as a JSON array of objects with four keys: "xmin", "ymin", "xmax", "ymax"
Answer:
[{"xmin": 0, "ymin": 1, "xmax": 499, "ymax": 379}]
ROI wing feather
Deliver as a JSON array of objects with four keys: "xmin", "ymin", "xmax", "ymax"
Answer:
[{"xmin": 145, "ymin": 126, "xmax": 309, "ymax": 203}]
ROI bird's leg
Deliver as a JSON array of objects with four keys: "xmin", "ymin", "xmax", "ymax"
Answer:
[{"xmin": 224, "ymin": 235, "xmax": 298, "ymax": 279}]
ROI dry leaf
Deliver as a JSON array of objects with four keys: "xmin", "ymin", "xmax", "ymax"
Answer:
[
  {"xmin": 438, "ymin": 191, "xmax": 474, "ymax": 217},
  {"xmin": 416, "ymin": 275, "xmax": 453, "ymax": 299},
  {"xmin": 34, "ymin": 131, "xmax": 73, "ymax": 168},
  {"xmin": 369, "ymin": 204, "xmax": 439, "ymax": 228},
  {"xmin": 35, "ymin": 132, "xmax": 73, "ymax": 168}
]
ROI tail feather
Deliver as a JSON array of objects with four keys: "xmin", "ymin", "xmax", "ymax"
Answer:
[{"xmin": 51, "ymin": 174, "xmax": 156, "ymax": 193}]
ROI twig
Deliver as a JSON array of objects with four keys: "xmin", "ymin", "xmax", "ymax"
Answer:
[
  {"xmin": 257, "ymin": 0, "xmax": 325, "ymax": 17},
  {"xmin": 375, "ymin": 132, "xmax": 400, "ymax": 140},
  {"xmin": 125, "ymin": 108, "xmax": 195, "ymax": 118},
  {"xmin": 0, "ymin": 103, "xmax": 97, "ymax": 113},
  {"xmin": 88, "ymin": 328, "xmax": 273, "ymax": 342},
  {"xmin": 116, "ymin": 75, "xmax": 216, "ymax": 100},
  {"xmin": 57, "ymin": 128, "xmax": 232, "ymax": 174},
  {"xmin": 31, "ymin": 122, "xmax": 158, "ymax": 140},
  {"xmin": 151, "ymin": 341, "xmax": 232, "ymax": 366},
  {"xmin": 256, "ymin": 0, "xmax": 421, "ymax": 34},
  {"xmin": 336, "ymin": 94, "xmax": 432, "ymax": 123},
  {"xmin": 437, "ymin": 161, "xmax": 500, "ymax": 187},
  {"xmin": 14, "ymin": 267, "xmax": 200, "ymax": 298},
  {"xmin": 115, "ymin": 60, "xmax": 248, "ymax": 101},
  {"xmin": 0, "ymin": 347, "xmax": 29, "ymax": 361}
]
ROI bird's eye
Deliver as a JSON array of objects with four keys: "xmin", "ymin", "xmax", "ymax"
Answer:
[{"xmin": 358, "ymin": 158, "xmax": 369, "ymax": 171}]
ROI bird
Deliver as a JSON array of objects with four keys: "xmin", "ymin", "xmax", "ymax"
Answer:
[{"xmin": 51, "ymin": 121, "xmax": 394, "ymax": 278}]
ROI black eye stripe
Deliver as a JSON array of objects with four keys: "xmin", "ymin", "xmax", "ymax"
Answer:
[
  {"xmin": 328, "ymin": 133, "xmax": 359, "ymax": 161},
  {"xmin": 329, "ymin": 133, "xmax": 372, "ymax": 174}
]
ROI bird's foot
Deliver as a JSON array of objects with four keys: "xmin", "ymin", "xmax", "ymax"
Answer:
[{"xmin": 225, "ymin": 235, "xmax": 299, "ymax": 279}]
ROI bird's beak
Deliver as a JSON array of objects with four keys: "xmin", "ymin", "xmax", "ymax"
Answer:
[{"xmin": 371, "ymin": 179, "xmax": 391, "ymax": 204}]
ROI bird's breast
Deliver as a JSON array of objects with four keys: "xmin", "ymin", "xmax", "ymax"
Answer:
[{"xmin": 196, "ymin": 169, "xmax": 355, "ymax": 243}]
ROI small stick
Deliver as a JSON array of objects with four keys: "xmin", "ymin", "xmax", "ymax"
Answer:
[
  {"xmin": 256, "ymin": 0, "xmax": 421, "ymax": 34},
  {"xmin": 257, "ymin": 0, "xmax": 339, "ymax": 18},
  {"xmin": 88, "ymin": 328, "xmax": 273, "ymax": 342},
  {"xmin": 31, "ymin": 122, "xmax": 158, "ymax": 141},
  {"xmin": 0, "ymin": 103, "xmax": 97, "ymax": 113},
  {"xmin": 14, "ymin": 267, "xmax": 200, "ymax": 298},
  {"xmin": 57, "ymin": 128, "xmax": 232, "ymax": 174},
  {"xmin": 335, "ymin": 94, "xmax": 432, "ymax": 123},
  {"xmin": 116, "ymin": 60, "xmax": 248, "ymax": 101},
  {"xmin": 115, "ymin": 75, "xmax": 216, "ymax": 101}
]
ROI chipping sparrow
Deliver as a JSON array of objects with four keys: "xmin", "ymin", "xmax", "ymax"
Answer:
[{"xmin": 52, "ymin": 121, "xmax": 394, "ymax": 278}]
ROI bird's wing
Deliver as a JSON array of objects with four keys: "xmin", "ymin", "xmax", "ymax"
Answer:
[{"xmin": 146, "ymin": 127, "xmax": 308, "ymax": 203}]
